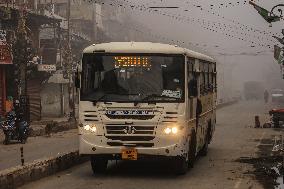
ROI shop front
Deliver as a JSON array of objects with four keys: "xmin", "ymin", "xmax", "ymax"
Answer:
[{"xmin": 0, "ymin": 30, "xmax": 13, "ymax": 118}]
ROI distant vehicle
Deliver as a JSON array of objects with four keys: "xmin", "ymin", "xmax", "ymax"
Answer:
[
  {"xmin": 232, "ymin": 90, "xmax": 242, "ymax": 101},
  {"xmin": 271, "ymin": 89, "xmax": 284, "ymax": 103},
  {"xmin": 243, "ymin": 81, "xmax": 264, "ymax": 100},
  {"xmin": 269, "ymin": 108, "xmax": 284, "ymax": 128},
  {"xmin": 77, "ymin": 42, "xmax": 217, "ymax": 175}
]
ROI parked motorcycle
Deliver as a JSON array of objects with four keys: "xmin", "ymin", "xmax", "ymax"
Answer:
[{"xmin": 2, "ymin": 111, "xmax": 29, "ymax": 144}]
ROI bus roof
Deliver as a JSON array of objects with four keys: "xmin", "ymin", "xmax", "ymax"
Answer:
[{"xmin": 83, "ymin": 42, "xmax": 215, "ymax": 63}]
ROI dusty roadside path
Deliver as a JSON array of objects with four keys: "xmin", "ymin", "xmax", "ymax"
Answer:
[{"xmin": 0, "ymin": 129, "xmax": 78, "ymax": 171}]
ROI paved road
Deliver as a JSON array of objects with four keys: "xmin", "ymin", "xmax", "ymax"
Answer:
[
  {"xmin": 20, "ymin": 101, "xmax": 273, "ymax": 189},
  {"xmin": 0, "ymin": 129, "xmax": 78, "ymax": 171}
]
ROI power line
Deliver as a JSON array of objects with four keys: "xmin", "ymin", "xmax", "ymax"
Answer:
[
  {"xmin": 86, "ymin": 0, "xmax": 274, "ymax": 57},
  {"xmin": 108, "ymin": 0, "xmax": 275, "ymax": 48},
  {"xmin": 136, "ymin": 0, "xmax": 279, "ymax": 38}
]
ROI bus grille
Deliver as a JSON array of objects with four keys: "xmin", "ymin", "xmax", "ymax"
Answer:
[
  {"xmin": 105, "ymin": 124, "xmax": 155, "ymax": 142},
  {"xmin": 105, "ymin": 115, "xmax": 155, "ymax": 120}
]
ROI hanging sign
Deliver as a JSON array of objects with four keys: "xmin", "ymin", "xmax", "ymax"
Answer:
[{"xmin": 38, "ymin": 64, "xmax": 56, "ymax": 72}]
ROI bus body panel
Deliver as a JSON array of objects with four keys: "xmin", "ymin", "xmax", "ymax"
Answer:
[{"xmin": 78, "ymin": 42, "xmax": 217, "ymax": 169}]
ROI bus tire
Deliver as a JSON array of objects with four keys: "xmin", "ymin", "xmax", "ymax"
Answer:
[
  {"xmin": 188, "ymin": 129, "xmax": 197, "ymax": 168},
  {"xmin": 174, "ymin": 156, "xmax": 188, "ymax": 175},
  {"xmin": 90, "ymin": 157, "xmax": 108, "ymax": 174}
]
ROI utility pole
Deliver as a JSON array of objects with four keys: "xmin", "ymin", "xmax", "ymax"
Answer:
[
  {"xmin": 11, "ymin": 0, "xmax": 32, "ymax": 122},
  {"xmin": 18, "ymin": 1, "xmax": 27, "ymax": 97},
  {"xmin": 13, "ymin": 0, "xmax": 29, "ymax": 98},
  {"xmin": 91, "ymin": 2, "xmax": 98, "ymax": 43},
  {"xmin": 67, "ymin": 0, "xmax": 70, "ymax": 45},
  {"xmin": 66, "ymin": 0, "xmax": 75, "ymax": 120},
  {"xmin": 249, "ymin": 1, "xmax": 282, "ymax": 25}
]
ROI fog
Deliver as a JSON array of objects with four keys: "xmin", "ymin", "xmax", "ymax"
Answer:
[
  {"xmin": 98, "ymin": 0, "xmax": 284, "ymax": 101},
  {"xmin": 61, "ymin": 0, "xmax": 284, "ymax": 102}
]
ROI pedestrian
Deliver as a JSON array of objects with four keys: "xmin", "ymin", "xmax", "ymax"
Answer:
[
  {"xmin": 264, "ymin": 90, "xmax": 269, "ymax": 103},
  {"xmin": 5, "ymin": 96, "xmax": 13, "ymax": 114}
]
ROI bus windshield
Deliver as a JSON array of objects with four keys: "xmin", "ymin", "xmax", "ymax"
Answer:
[{"xmin": 80, "ymin": 54, "xmax": 185, "ymax": 103}]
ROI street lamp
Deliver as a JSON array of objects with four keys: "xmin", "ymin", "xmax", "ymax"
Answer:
[
  {"xmin": 249, "ymin": 1, "xmax": 282, "ymax": 24},
  {"xmin": 249, "ymin": 1, "xmax": 284, "ymax": 79},
  {"xmin": 270, "ymin": 4, "xmax": 284, "ymax": 19}
]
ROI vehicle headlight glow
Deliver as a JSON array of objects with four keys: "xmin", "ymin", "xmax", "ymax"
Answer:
[
  {"xmin": 164, "ymin": 127, "xmax": 172, "ymax": 134},
  {"xmin": 172, "ymin": 127, "xmax": 178, "ymax": 134},
  {"xmin": 164, "ymin": 126, "xmax": 179, "ymax": 135},
  {"xmin": 84, "ymin": 124, "xmax": 97, "ymax": 133}
]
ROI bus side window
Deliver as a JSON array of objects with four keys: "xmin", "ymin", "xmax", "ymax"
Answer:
[
  {"xmin": 209, "ymin": 63, "xmax": 213, "ymax": 92},
  {"xmin": 188, "ymin": 58, "xmax": 198, "ymax": 97},
  {"xmin": 204, "ymin": 62, "xmax": 209, "ymax": 94},
  {"xmin": 213, "ymin": 73, "xmax": 217, "ymax": 92},
  {"xmin": 213, "ymin": 63, "xmax": 217, "ymax": 92},
  {"xmin": 200, "ymin": 63, "xmax": 205, "ymax": 96}
]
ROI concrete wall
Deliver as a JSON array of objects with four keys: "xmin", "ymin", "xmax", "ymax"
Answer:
[{"xmin": 40, "ymin": 83, "xmax": 70, "ymax": 117}]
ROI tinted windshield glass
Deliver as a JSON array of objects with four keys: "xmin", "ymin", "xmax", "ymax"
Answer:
[{"xmin": 81, "ymin": 54, "xmax": 185, "ymax": 103}]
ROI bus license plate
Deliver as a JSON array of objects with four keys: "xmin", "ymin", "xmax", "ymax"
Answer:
[{"xmin": 121, "ymin": 149, "xmax": 137, "ymax": 160}]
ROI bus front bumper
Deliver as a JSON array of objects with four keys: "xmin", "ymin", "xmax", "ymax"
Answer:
[{"xmin": 79, "ymin": 135, "xmax": 189, "ymax": 158}]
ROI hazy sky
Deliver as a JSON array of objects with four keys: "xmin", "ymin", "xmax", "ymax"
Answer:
[
  {"xmin": 117, "ymin": 0, "xmax": 284, "ymax": 91},
  {"xmin": 97, "ymin": 0, "xmax": 284, "ymax": 94},
  {"xmin": 124, "ymin": 0, "xmax": 283, "ymax": 53}
]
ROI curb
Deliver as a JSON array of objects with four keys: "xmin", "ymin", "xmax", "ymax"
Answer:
[
  {"xmin": 217, "ymin": 100, "xmax": 238, "ymax": 109},
  {"xmin": 29, "ymin": 121, "xmax": 77, "ymax": 137},
  {"xmin": 0, "ymin": 150, "xmax": 88, "ymax": 189}
]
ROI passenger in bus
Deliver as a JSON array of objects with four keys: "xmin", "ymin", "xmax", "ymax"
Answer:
[
  {"xmin": 162, "ymin": 64, "xmax": 183, "ymax": 93},
  {"xmin": 102, "ymin": 70, "xmax": 127, "ymax": 94}
]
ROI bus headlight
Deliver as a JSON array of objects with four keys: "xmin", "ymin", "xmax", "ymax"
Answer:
[
  {"xmin": 164, "ymin": 126, "xmax": 179, "ymax": 135},
  {"xmin": 172, "ymin": 127, "xmax": 178, "ymax": 134},
  {"xmin": 84, "ymin": 124, "xmax": 97, "ymax": 133},
  {"xmin": 164, "ymin": 127, "xmax": 172, "ymax": 134}
]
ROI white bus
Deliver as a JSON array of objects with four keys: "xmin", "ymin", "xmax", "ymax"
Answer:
[{"xmin": 77, "ymin": 42, "xmax": 217, "ymax": 174}]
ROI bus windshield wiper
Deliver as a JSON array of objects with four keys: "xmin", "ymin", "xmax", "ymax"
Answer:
[
  {"xmin": 93, "ymin": 93, "xmax": 140, "ymax": 105},
  {"xmin": 92, "ymin": 93, "xmax": 111, "ymax": 105},
  {"xmin": 141, "ymin": 94, "xmax": 179, "ymax": 101}
]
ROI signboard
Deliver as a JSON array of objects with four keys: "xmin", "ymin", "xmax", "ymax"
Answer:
[
  {"xmin": 37, "ymin": 64, "xmax": 56, "ymax": 72},
  {"xmin": 106, "ymin": 110, "xmax": 154, "ymax": 116},
  {"xmin": 0, "ymin": 30, "xmax": 12, "ymax": 65},
  {"xmin": 114, "ymin": 56, "xmax": 151, "ymax": 68}
]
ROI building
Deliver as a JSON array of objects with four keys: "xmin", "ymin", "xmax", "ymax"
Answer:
[
  {"xmin": 0, "ymin": 0, "xmax": 155, "ymax": 120},
  {"xmin": 0, "ymin": 2, "xmax": 60, "ymax": 120}
]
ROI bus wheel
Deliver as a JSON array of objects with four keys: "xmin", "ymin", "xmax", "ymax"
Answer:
[
  {"xmin": 188, "ymin": 130, "xmax": 197, "ymax": 168},
  {"xmin": 174, "ymin": 156, "xmax": 188, "ymax": 175},
  {"xmin": 90, "ymin": 157, "xmax": 108, "ymax": 174},
  {"xmin": 200, "ymin": 127, "xmax": 210, "ymax": 156}
]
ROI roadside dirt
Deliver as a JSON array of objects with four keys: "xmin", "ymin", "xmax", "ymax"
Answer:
[{"xmin": 236, "ymin": 136, "xmax": 284, "ymax": 189}]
